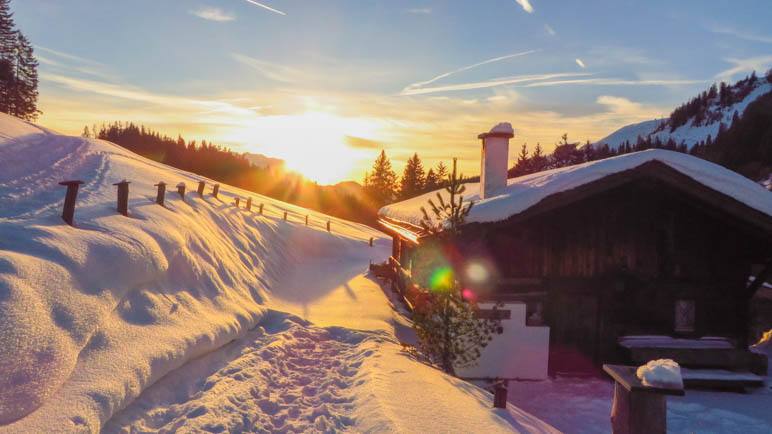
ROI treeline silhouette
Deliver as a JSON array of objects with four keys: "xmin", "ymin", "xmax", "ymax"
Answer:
[
  {"xmin": 0, "ymin": 0, "xmax": 39, "ymax": 120},
  {"xmin": 86, "ymin": 122, "xmax": 380, "ymax": 225}
]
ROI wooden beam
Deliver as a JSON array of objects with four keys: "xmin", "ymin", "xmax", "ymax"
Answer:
[{"xmin": 746, "ymin": 260, "xmax": 772, "ymax": 297}]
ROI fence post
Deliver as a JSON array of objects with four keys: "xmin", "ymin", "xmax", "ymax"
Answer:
[
  {"xmin": 327, "ymin": 220, "xmax": 331, "ymax": 232},
  {"xmin": 212, "ymin": 183, "xmax": 220, "ymax": 199},
  {"xmin": 283, "ymin": 211, "xmax": 288, "ymax": 221},
  {"xmin": 246, "ymin": 197, "xmax": 252, "ymax": 211},
  {"xmin": 197, "ymin": 181, "xmax": 205, "ymax": 196},
  {"xmin": 305, "ymin": 215, "xmax": 309, "ymax": 226},
  {"xmin": 259, "ymin": 203, "xmax": 264, "ymax": 215},
  {"xmin": 154, "ymin": 181, "xmax": 166, "ymax": 206},
  {"xmin": 493, "ymin": 380, "xmax": 509, "ymax": 409},
  {"xmin": 234, "ymin": 197, "xmax": 240, "ymax": 208},
  {"xmin": 58, "ymin": 180, "xmax": 84, "ymax": 226},
  {"xmin": 177, "ymin": 182, "xmax": 186, "ymax": 201},
  {"xmin": 113, "ymin": 180, "xmax": 130, "ymax": 216},
  {"xmin": 369, "ymin": 237, "xmax": 374, "ymax": 247}
]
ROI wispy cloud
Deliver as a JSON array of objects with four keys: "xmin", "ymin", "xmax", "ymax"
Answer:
[
  {"xmin": 231, "ymin": 53, "xmax": 307, "ymax": 83},
  {"xmin": 715, "ymin": 55, "xmax": 772, "ymax": 79},
  {"xmin": 708, "ymin": 25, "xmax": 772, "ymax": 44},
  {"xmin": 190, "ymin": 7, "xmax": 235, "ymax": 22},
  {"xmin": 406, "ymin": 8, "xmax": 432, "ymax": 15},
  {"xmin": 575, "ymin": 58, "xmax": 586, "ymax": 68},
  {"xmin": 402, "ymin": 50, "xmax": 539, "ymax": 94},
  {"xmin": 401, "ymin": 73, "xmax": 592, "ymax": 96},
  {"xmin": 35, "ymin": 46, "xmax": 104, "ymax": 67},
  {"xmin": 524, "ymin": 77, "xmax": 704, "ymax": 88},
  {"xmin": 34, "ymin": 45, "xmax": 113, "ymax": 80},
  {"xmin": 41, "ymin": 72, "xmax": 258, "ymax": 117},
  {"xmin": 515, "ymin": 0, "xmax": 534, "ymax": 13},
  {"xmin": 243, "ymin": 0, "xmax": 286, "ymax": 16},
  {"xmin": 544, "ymin": 24, "xmax": 556, "ymax": 36}
]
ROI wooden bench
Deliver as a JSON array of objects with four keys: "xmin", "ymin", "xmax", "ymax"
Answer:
[{"xmin": 603, "ymin": 364, "xmax": 684, "ymax": 434}]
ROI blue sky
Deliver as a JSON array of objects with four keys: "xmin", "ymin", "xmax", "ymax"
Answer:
[{"xmin": 12, "ymin": 0, "xmax": 772, "ymax": 183}]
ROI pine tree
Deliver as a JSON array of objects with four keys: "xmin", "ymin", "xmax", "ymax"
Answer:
[
  {"xmin": 413, "ymin": 158, "xmax": 500, "ymax": 375},
  {"xmin": 11, "ymin": 31, "xmax": 39, "ymax": 120},
  {"xmin": 434, "ymin": 161, "xmax": 449, "ymax": 188},
  {"xmin": 0, "ymin": 1, "xmax": 39, "ymax": 120},
  {"xmin": 0, "ymin": 0, "xmax": 16, "ymax": 114},
  {"xmin": 424, "ymin": 168, "xmax": 438, "ymax": 192},
  {"xmin": 530, "ymin": 143, "xmax": 548, "ymax": 172},
  {"xmin": 420, "ymin": 158, "xmax": 472, "ymax": 237},
  {"xmin": 399, "ymin": 153, "xmax": 426, "ymax": 199},
  {"xmin": 509, "ymin": 143, "xmax": 531, "ymax": 177},
  {"xmin": 365, "ymin": 150, "xmax": 398, "ymax": 206}
]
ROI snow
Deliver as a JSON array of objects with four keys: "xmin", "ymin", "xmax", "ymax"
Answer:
[
  {"xmin": 594, "ymin": 119, "xmax": 664, "ymax": 149},
  {"xmin": 680, "ymin": 368, "xmax": 764, "ymax": 383},
  {"xmin": 636, "ymin": 359, "xmax": 683, "ymax": 389},
  {"xmin": 506, "ymin": 375, "xmax": 772, "ymax": 434},
  {"xmin": 595, "ymin": 81, "xmax": 772, "ymax": 150},
  {"xmin": 619, "ymin": 335, "xmax": 735, "ymax": 349},
  {"xmin": 489, "ymin": 122, "xmax": 515, "ymax": 135},
  {"xmin": 0, "ymin": 113, "xmax": 557, "ymax": 432},
  {"xmin": 379, "ymin": 149, "xmax": 772, "ymax": 227}
]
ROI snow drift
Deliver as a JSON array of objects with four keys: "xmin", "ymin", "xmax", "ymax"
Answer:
[{"xmin": 0, "ymin": 114, "xmax": 557, "ymax": 433}]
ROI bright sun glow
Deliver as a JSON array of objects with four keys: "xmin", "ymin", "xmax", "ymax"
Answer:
[{"xmin": 225, "ymin": 110, "xmax": 382, "ymax": 184}]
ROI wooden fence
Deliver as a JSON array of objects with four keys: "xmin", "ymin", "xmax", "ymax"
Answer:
[{"xmin": 56, "ymin": 179, "xmax": 372, "ymax": 244}]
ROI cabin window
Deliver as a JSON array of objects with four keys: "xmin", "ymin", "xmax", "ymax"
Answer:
[{"xmin": 674, "ymin": 299, "xmax": 696, "ymax": 333}]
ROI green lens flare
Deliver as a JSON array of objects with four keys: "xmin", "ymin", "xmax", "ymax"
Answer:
[{"xmin": 429, "ymin": 266, "xmax": 454, "ymax": 292}]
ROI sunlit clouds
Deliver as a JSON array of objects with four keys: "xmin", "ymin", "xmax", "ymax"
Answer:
[
  {"xmin": 514, "ymin": 0, "xmax": 534, "ymax": 14},
  {"xmin": 715, "ymin": 55, "xmax": 772, "ymax": 80},
  {"xmin": 190, "ymin": 7, "xmax": 236, "ymax": 22}
]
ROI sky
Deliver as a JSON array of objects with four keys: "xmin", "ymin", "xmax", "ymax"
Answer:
[{"xmin": 12, "ymin": 0, "xmax": 772, "ymax": 184}]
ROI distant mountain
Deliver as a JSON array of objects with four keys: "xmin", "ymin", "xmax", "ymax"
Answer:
[
  {"xmin": 244, "ymin": 152, "xmax": 285, "ymax": 170},
  {"xmin": 596, "ymin": 72, "xmax": 772, "ymax": 151}
]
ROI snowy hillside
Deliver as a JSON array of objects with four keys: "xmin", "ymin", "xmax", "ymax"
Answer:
[
  {"xmin": 596, "ymin": 77, "xmax": 772, "ymax": 150},
  {"xmin": 0, "ymin": 114, "xmax": 556, "ymax": 433}
]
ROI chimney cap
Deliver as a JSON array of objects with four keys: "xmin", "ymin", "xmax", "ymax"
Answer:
[{"xmin": 478, "ymin": 122, "xmax": 514, "ymax": 139}]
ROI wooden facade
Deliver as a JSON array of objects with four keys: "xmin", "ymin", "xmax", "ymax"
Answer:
[{"xmin": 382, "ymin": 162, "xmax": 772, "ymax": 375}]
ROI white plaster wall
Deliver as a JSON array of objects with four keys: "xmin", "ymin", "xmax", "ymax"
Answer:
[
  {"xmin": 480, "ymin": 136, "xmax": 509, "ymax": 199},
  {"xmin": 457, "ymin": 302, "xmax": 550, "ymax": 380}
]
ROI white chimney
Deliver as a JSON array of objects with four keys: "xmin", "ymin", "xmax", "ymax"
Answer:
[{"xmin": 478, "ymin": 122, "xmax": 514, "ymax": 199}]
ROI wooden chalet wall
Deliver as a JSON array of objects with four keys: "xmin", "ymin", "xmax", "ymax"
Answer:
[{"xmin": 431, "ymin": 178, "xmax": 772, "ymax": 371}]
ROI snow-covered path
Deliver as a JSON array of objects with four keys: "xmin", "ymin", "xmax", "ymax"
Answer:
[{"xmin": 104, "ymin": 311, "xmax": 380, "ymax": 433}]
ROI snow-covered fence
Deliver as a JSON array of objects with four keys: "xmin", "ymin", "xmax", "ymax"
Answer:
[
  {"xmin": 155, "ymin": 182, "xmax": 166, "ymax": 206},
  {"xmin": 176, "ymin": 182, "xmax": 186, "ymax": 201},
  {"xmin": 113, "ymin": 180, "xmax": 130, "ymax": 216},
  {"xmin": 55, "ymin": 178, "xmax": 342, "ymax": 236},
  {"xmin": 58, "ymin": 180, "xmax": 84, "ymax": 226}
]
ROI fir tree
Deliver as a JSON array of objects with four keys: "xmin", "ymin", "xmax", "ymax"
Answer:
[
  {"xmin": 414, "ymin": 158, "xmax": 500, "ymax": 375},
  {"xmin": 0, "ymin": 1, "xmax": 39, "ymax": 120},
  {"xmin": 399, "ymin": 153, "xmax": 426, "ymax": 199},
  {"xmin": 509, "ymin": 143, "xmax": 531, "ymax": 177},
  {"xmin": 434, "ymin": 161, "xmax": 449, "ymax": 188},
  {"xmin": 424, "ymin": 168, "xmax": 438, "ymax": 192},
  {"xmin": 365, "ymin": 150, "xmax": 398, "ymax": 206}
]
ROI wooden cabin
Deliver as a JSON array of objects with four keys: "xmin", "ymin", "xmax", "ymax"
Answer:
[{"xmin": 379, "ymin": 125, "xmax": 772, "ymax": 378}]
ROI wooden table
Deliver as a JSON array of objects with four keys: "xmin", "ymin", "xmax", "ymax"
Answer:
[{"xmin": 603, "ymin": 364, "xmax": 685, "ymax": 434}]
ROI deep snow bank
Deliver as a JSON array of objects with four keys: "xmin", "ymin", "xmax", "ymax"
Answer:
[{"xmin": 0, "ymin": 113, "xmax": 383, "ymax": 431}]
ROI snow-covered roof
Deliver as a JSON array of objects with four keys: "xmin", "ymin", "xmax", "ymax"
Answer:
[{"xmin": 379, "ymin": 149, "xmax": 772, "ymax": 228}]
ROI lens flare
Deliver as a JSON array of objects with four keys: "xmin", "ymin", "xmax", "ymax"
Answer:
[
  {"xmin": 462, "ymin": 288, "xmax": 477, "ymax": 302},
  {"xmin": 429, "ymin": 266, "xmax": 455, "ymax": 292},
  {"xmin": 466, "ymin": 262, "xmax": 489, "ymax": 283}
]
